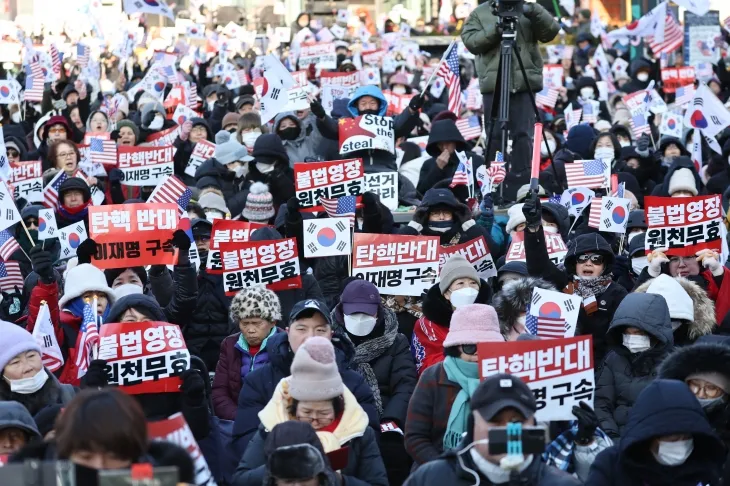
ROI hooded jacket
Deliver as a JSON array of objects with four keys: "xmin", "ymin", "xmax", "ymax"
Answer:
[
  {"xmin": 652, "ymin": 156, "xmax": 704, "ymax": 197},
  {"xmin": 588, "ymin": 379, "xmax": 726, "ymax": 486},
  {"xmin": 492, "ymin": 277, "xmax": 557, "ymax": 337},
  {"xmin": 231, "ymin": 331, "xmax": 379, "ymax": 457},
  {"xmin": 195, "ymin": 158, "xmax": 247, "ymax": 213},
  {"xmin": 174, "ymin": 117, "xmax": 212, "ymax": 185},
  {"xmin": 273, "ymin": 111, "xmax": 322, "ymax": 164},
  {"xmin": 594, "ymin": 293, "xmax": 674, "ymax": 440}
]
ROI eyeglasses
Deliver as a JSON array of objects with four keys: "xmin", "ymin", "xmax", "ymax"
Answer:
[
  {"xmin": 669, "ymin": 256, "xmax": 696, "ymax": 265},
  {"xmin": 687, "ymin": 379, "xmax": 725, "ymax": 399},
  {"xmin": 48, "ymin": 127, "xmax": 66, "ymax": 134},
  {"xmin": 577, "ymin": 254, "xmax": 605, "ymax": 265},
  {"xmin": 297, "ymin": 410, "xmax": 335, "ymax": 423},
  {"xmin": 57, "ymin": 152, "xmax": 76, "ymax": 159},
  {"xmin": 460, "ymin": 344, "xmax": 478, "ymax": 355}
]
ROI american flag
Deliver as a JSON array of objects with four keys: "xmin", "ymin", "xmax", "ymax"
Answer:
[
  {"xmin": 456, "ymin": 116, "xmax": 482, "ymax": 141},
  {"xmin": 611, "ymin": 182, "xmax": 625, "ymax": 199},
  {"xmin": 148, "ymin": 176, "xmax": 193, "ymax": 213},
  {"xmin": 187, "ymin": 83, "xmax": 199, "ymax": 109},
  {"xmin": 587, "ymin": 197, "xmax": 603, "ymax": 228},
  {"xmin": 629, "ymin": 113, "xmax": 652, "ymax": 138},
  {"xmin": 43, "ymin": 171, "xmax": 69, "ymax": 210},
  {"xmin": 564, "ymin": 160, "xmax": 607, "ymax": 189},
  {"xmin": 50, "ymin": 44, "xmax": 61, "ymax": 76},
  {"xmin": 581, "ymin": 101, "xmax": 598, "ymax": 124},
  {"xmin": 525, "ymin": 304, "xmax": 566, "ymax": 339},
  {"xmin": 0, "ymin": 231, "xmax": 20, "ymax": 261},
  {"xmin": 565, "ymin": 104, "xmax": 582, "ymax": 130},
  {"xmin": 158, "ymin": 64, "xmax": 178, "ymax": 84},
  {"xmin": 535, "ymin": 87, "xmax": 559, "ymax": 109},
  {"xmin": 89, "ymin": 138, "xmax": 117, "ymax": 165},
  {"xmin": 675, "ymin": 84, "xmax": 696, "ymax": 106},
  {"xmin": 647, "ymin": 14, "xmax": 684, "ymax": 56},
  {"xmin": 75, "ymin": 300, "xmax": 99, "ymax": 379},
  {"xmin": 76, "ymin": 44, "xmax": 90, "ymax": 68},
  {"xmin": 24, "ymin": 59, "xmax": 44, "ymax": 102},
  {"xmin": 320, "ymin": 195, "xmax": 356, "ymax": 227},
  {"xmin": 436, "ymin": 43, "xmax": 460, "ymax": 114},
  {"xmin": 465, "ymin": 78, "xmax": 482, "ymax": 110},
  {"xmin": 0, "ymin": 261, "xmax": 23, "ymax": 292},
  {"xmin": 450, "ymin": 162, "xmax": 470, "ymax": 188},
  {"xmin": 488, "ymin": 151, "xmax": 506, "ymax": 186},
  {"xmin": 237, "ymin": 69, "xmax": 250, "ymax": 86}
]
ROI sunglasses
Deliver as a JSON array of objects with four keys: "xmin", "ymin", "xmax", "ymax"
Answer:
[
  {"xmin": 460, "ymin": 344, "xmax": 478, "ymax": 355},
  {"xmin": 577, "ymin": 254, "xmax": 605, "ymax": 265},
  {"xmin": 6, "ymin": 149, "xmax": 18, "ymax": 157}
]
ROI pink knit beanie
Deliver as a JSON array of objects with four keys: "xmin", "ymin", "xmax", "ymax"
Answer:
[
  {"xmin": 443, "ymin": 304, "xmax": 504, "ymax": 347},
  {"xmin": 288, "ymin": 337, "xmax": 344, "ymax": 401}
]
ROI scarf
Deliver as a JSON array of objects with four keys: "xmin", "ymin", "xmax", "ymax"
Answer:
[
  {"xmin": 65, "ymin": 296, "xmax": 111, "ymax": 323},
  {"xmin": 442, "ymin": 356, "xmax": 480, "ymax": 450},
  {"xmin": 57, "ymin": 200, "xmax": 90, "ymax": 222},
  {"xmin": 350, "ymin": 309, "xmax": 398, "ymax": 417},
  {"xmin": 383, "ymin": 295, "xmax": 423, "ymax": 319},
  {"xmin": 572, "ymin": 275, "xmax": 612, "ymax": 299}
]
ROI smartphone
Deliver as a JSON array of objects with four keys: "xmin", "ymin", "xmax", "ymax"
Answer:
[
  {"xmin": 0, "ymin": 460, "xmax": 75, "ymax": 485},
  {"xmin": 487, "ymin": 426, "xmax": 547, "ymax": 456}
]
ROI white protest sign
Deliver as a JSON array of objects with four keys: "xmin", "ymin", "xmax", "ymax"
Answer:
[
  {"xmin": 186, "ymin": 140, "xmax": 216, "ymax": 178},
  {"xmin": 363, "ymin": 172, "xmax": 399, "ymax": 211}
]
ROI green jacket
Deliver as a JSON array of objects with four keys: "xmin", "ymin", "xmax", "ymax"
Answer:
[{"xmin": 461, "ymin": 1, "xmax": 560, "ymax": 95}]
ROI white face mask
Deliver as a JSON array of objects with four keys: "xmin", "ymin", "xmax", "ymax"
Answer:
[
  {"xmin": 235, "ymin": 164, "xmax": 248, "ymax": 178},
  {"xmin": 631, "ymin": 256, "xmax": 648, "ymax": 275},
  {"xmin": 449, "ymin": 287, "xmax": 479, "ymax": 308},
  {"xmin": 594, "ymin": 147, "xmax": 614, "ymax": 161},
  {"xmin": 148, "ymin": 114, "xmax": 164, "ymax": 130},
  {"xmin": 343, "ymin": 313, "xmax": 378, "ymax": 336},
  {"xmin": 619, "ymin": 140, "xmax": 631, "ymax": 148},
  {"xmin": 579, "ymin": 87, "xmax": 595, "ymax": 100},
  {"xmin": 541, "ymin": 139, "xmax": 556, "ymax": 157},
  {"xmin": 4, "ymin": 368, "xmax": 48, "ymax": 394},
  {"xmin": 543, "ymin": 224, "xmax": 559, "ymax": 234},
  {"xmin": 10, "ymin": 112, "xmax": 20, "ymax": 124},
  {"xmin": 392, "ymin": 85, "xmax": 407, "ymax": 95},
  {"xmin": 205, "ymin": 211, "xmax": 223, "ymax": 221},
  {"xmin": 653, "ymin": 439, "xmax": 694, "ymax": 466},
  {"xmin": 636, "ymin": 72, "xmax": 649, "ymax": 82},
  {"xmin": 257, "ymin": 162, "xmax": 275, "ymax": 173},
  {"xmin": 698, "ymin": 396, "xmax": 725, "ymax": 411},
  {"xmin": 623, "ymin": 333, "xmax": 651, "ymax": 353},
  {"xmin": 242, "ymin": 131, "xmax": 261, "ymax": 148}
]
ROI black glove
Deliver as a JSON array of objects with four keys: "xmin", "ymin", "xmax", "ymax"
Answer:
[
  {"xmin": 310, "ymin": 100, "xmax": 326, "ymax": 119},
  {"xmin": 171, "ymin": 229, "xmax": 191, "ymax": 252},
  {"xmin": 287, "ymin": 196, "xmax": 301, "ymax": 214},
  {"xmin": 179, "ymin": 369, "xmax": 205, "ymax": 404},
  {"xmin": 81, "ymin": 360, "xmax": 109, "ymax": 389},
  {"xmin": 361, "ymin": 191, "xmax": 378, "ymax": 208},
  {"xmin": 635, "ymin": 133, "xmax": 651, "ymax": 158},
  {"xmin": 75, "ymin": 238, "xmax": 97, "ymax": 265},
  {"xmin": 408, "ymin": 93, "xmax": 424, "ymax": 111},
  {"xmin": 108, "ymin": 168, "xmax": 124, "ymax": 183},
  {"xmin": 573, "ymin": 401, "xmax": 599, "ymax": 444},
  {"xmin": 216, "ymin": 86, "xmax": 230, "ymax": 106},
  {"xmin": 30, "ymin": 245, "xmax": 54, "ymax": 282},
  {"xmin": 110, "ymin": 129, "xmax": 120, "ymax": 141},
  {"xmin": 613, "ymin": 254, "xmax": 629, "ymax": 278},
  {"xmin": 522, "ymin": 196, "xmax": 542, "ymax": 228}
]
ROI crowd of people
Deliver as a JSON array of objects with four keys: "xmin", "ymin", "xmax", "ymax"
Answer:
[{"xmin": 0, "ymin": 0, "xmax": 729, "ymax": 485}]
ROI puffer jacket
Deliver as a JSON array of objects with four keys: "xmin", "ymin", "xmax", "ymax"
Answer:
[
  {"xmin": 273, "ymin": 111, "xmax": 323, "ymax": 164},
  {"xmin": 461, "ymin": 1, "xmax": 560, "ymax": 95},
  {"xmin": 594, "ymin": 293, "xmax": 674, "ymax": 440}
]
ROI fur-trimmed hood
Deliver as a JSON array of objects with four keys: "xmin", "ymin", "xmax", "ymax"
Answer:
[
  {"xmin": 492, "ymin": 277, "xmax": 557, "ymax": 336},
  {"xmin": 635, "ymin": 276, "xmax": 715, "ymax": 343}
]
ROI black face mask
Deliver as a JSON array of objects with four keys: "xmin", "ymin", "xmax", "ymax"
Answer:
[
  {"xmin": 360, "ymin": 109, "xmax": 380, "ymax": 116},
  {"xmin": 279, "ymin": 126, "xmax": 300, "ymax": 141}
]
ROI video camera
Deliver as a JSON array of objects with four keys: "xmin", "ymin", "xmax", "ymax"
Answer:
[
  {"xmin": 495, "ymin": 0, "xmax": 524, "ymax": 18},
  {"xmin": 0, "ymin": 460, "xmax": 181, "ymax": 486}
]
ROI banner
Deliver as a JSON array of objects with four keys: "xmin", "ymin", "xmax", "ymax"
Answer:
[
  {"xmin": 542, "ymin": 64, "xmax": 564, "ymax": 89},
  {"xmin": 206, "ymin": 220, "xmax": 268, "ymax": 273},
  {"xmin": 683, "ymin": 11, "xmax": 721, "ymax": 66},
  {"xmin": 117, "ymin": 146, "xmax": 175, "ymax": 187},
  {"xmin": 660, "ymin": 67, "xmax": 695, "ymax": 94},
  {"xmin": 506, "ymin": 232, "xmax": 568, "ymax": 266},
  {"xmin": 644, "ymin": 195, "xmax": 722, "ymax": 256},
  {"xmin": 320, "ymin": 71, "xmax": 361, "ymax": 88},
  {"xmin": 285, "ymin": 87, "xmax": 310, "ymax": 111},
  {"xmin": 8, "ymin": 160, "xmax": 42, "ymax": 203},
  {"xmin": 294, "ymin": 159, "xmax": 364, "ymax": 212},
  {"xmin": 479, "ymin": 336, "xmax": 594, "ymax": 421},
  {"xmin": 363, "ymin": 172, "xmax": 398, "ymax": 211},
  {"xmin": 99, "ymin": 321, "xmax": 190, "ymax": 394},
  {"xmin": 382, "ymin": 90, "xmax": 416, "ymax": 116},
  {"xmin": 298, "ymin": 43, "xmax": 337, "ymax": 69},
  {"xmin": 219, "ymin": 238, "xmax": 302, "ymax": 295},
  {"xmin": 89, "ymin": 203, "xmax": 179, "ymax": 268},
  {"xmin": 439, "ymin": 236, "xmax": 497, "ymax": 280},
  {"xmin": 143, "ymin": 125, "xmax": 181, "ymax": 147},
  {"xmin": 352, "ymin": 234, "xmax": 439, "ymax": 296},
  {"xmin": 339, "ymin": 115, "xmax": 395, "ymax": 155},
  {"xmin": 303, "ymin": 218, "xmax": 352, "ymax": 258},
  {"xmin": 185, "ymin": 140, "xmax": 216, "ymax": 178}
]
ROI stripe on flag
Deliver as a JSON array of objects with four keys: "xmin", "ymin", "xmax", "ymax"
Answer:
[
  {"xmin": 320, "ymin": 196, "xmax": 356, "ymax": 227},
  {"xmin": 536, "ymin": 87, "xmax": 559, "ymax": 109},
  {"xmin": 455, "ymin": 116, "xmax": 482, "ymax": 141},
  {"xmin": 647, "ymin": 14, "xmax": 684, "ymax": 56},
  {"xmin": 436, "ymin": 43, "xmax": 461, "ymax": 114},
  {"xmin": 0, "ymin": 230, "xmax": 20, "ymax": 261},
  {"xmin": 564, "ymin": 160, "xmax": 607, "ymax": 189},
  {"xmin": 148, "ymin": 176, "xmax": 193, "ymax": 213},
  {"xmin": 89, "ymin": 138, "xmax": 118, "ymax": 165},
  {"xmin": 0, "ymin": 261, "xmax": 23, "ymax": 292},
  {"xmin": 588, "ymin": 197, "xmax": 603, "ymax": 228}
]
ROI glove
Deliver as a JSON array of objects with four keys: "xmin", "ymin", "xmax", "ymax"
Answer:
[
  {"xmin": 408, "ymin": 93, "xmax": 424, "ymax": 112},
  {"xmin": 179, "ymin": 120, "xmax": 193, "ymax": 141},
  {"xmin": 522, "ymin": 196, "xmax": 542, "ymax": 228},
  {"xmin": 108, "ymin": 168, "xmax": 124, "ymax": 184},
  {"xmin": 635, "ymin": 133, "xmax": 651, "ymax": 158},
  {"xmin": 480, "ymin": 194, "xmax": 494, "ymax": 218},
  {"xmin": 171, "ymin": 229, "xmax": 192, "ymax": 252},
  {"xmin": 697, "ymin": 249, "xmax": 724, "ymax": 276},
  {"xmin": 216, "ymin": 86, "xmax": 229, "ymax": 106},
  {"xmin": 179, "ymin": 369, "xmax": 205, "ymax": 404},
  {"xmin": 572, "ymin": 401, "xmax": 599, "ymax": 444},
  {"xmin": 81, "ymin": 360, "xmax": 109, "ymax": 389},
  {"xmin": 522, "ymin": 2, "xmax": 538, "ymax": 17},
  {"xmin": 613, "ymin": 255, "xmax": 629, "ymax": 279},
  {"xmin": 110, "ymin": 129, "xmax": 120, "ymax": 141},
  {"xmin": 75, "ymin": 238, "xmax": 98, "ymax": 265},
  {"xmin": 30, "ymin": 245, "xmax": 54, "ymax": 282},
  {"xmin": 361, "ymin": 191, "xmax": 378, "ymax": 208},
  {"xmin": 647, "ymin": 249, "xmax": 669, "ymax": 277},
  {"xmin": 310, "ymin": 100, "xmax": 326, "ymax": 119},
  {"xmin": 287, "ymin": 196, "xmax": 301, "ymax": 214}
]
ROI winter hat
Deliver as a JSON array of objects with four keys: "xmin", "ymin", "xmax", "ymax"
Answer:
[
  {"xmin": 105, "ymin": 293, "xmax": 167, "ymax": 323},
  {"xmin": 439, "ymin": 254, "xmax": 480, "ymax": 294},
  {"xmin": 214, "ymin": 131, "xmax": 249, "ymax": 166},
  {"xmin": 230, "ymin": 286, "xmax": 282, "ymax": 323},
  {"xmin": 235, "ymin": 95, "xmax": 256, "ymax": 111},
  {"xmin": 199, "ymin": 191, "xmax": 230, "ymax": 216},
  {"xmin": 242, "ymin": 182, "xmax": 275, "ymax": 222},
  {"xmin": 516, "ymin": 185, "xmax": 546, "ymax": 203},
  {"xmin": 42, "ymin": 116, "xmax": 71, "ymax": 141},
  {"xmin": 288, "ymin": 336, "xmax": 344, "ymax": 401},
  {"xmin": 341, "ymin": 280, "xmax": 380, "ymax": 316},
  {"xmin": 0, "ymin": 401, "xmax": 41, "ymax": 440},
  {"xmin": 646, "ymin": 274, "xmax": 694, "ymax": 322},
  {"xmin": 686, "ymin": 372, "xmax": 730, "ymax": 394},
  {"xmin": 58, "ymin": 177, "xmax": 91, "ymax": 203},
  {"xmin": 252, "ymin": 134, "xmax": 290, "ymax": 164},
  {"xmin": 668, "ymin": 168, "xmax": 698, "ymax": 196},
  {"xmin": 59, "ymin": 263, "xmax": 116, "ymax": 309},
  {"xmin": 267, "ymin": 443, "xmax": 327, "ymax": 483},
  {"xmin": 116, "ymin": 120, "xmax": 140, "ymax": 143},
  {"xmin": 506, "ymin": 203, "xmax": 526, "ymax": 233},
  {"xmin": 222, "ymin": 112, "xmax": 241, "ymax": 129},
  {"xmin": 565, "ymin": 124, "xmax": 596, "ymax": 159},
  {"xmin": 443, "ymin": 304, "xmax": 504, "ymax": 347},
  {"xmin": 0, "ymin": 321, "xmax": 42, "ymax": 372}
]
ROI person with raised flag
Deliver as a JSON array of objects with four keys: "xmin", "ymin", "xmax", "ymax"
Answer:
[{"xmin": 492, "ymin": 276, "xmax": 559, "ymax": 341}]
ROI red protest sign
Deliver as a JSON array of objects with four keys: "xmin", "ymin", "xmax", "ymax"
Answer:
[
  {"xmin": 505, "ymin": 231, "xmax": 568, "ymax": 266},
  {"xmin": 98, "ymin": 321, "xmax": 190, "ymax": 394},
  {"xmin": 644, "ymin": 195, "xmax": 723, "ymax": 256},
  {"xmin": 352, "ymin": 233, "xmax": 439, "ymax": 297},
  {"xmin": 185, "ymin": 140, "xmax": 216, "ymax": 178},
  {"xmin": 9, "ymin": 160, "xmax": 42, "ymax": 203},
  {"xmin": 294, "ymin": 159, "xmax": 364, "ymax": 212},
  {"xmin": 362, "ymin": 50, "xmax": 386, "ymax": 65},
  {"xmin": 291, "ymin": 70, "xmax": 308, "ymax": 88},
  {"xmin": 89, "ymin": 203, "xmax": 180, "ymax": 268},
  {"xmin": 117, "ymin": 146, "xmax": 175, "ymax": 186},
  {"xmin": 147, "ymin": 413, "xmax": 215, "ymax": 485},
  {"xmin": 206, "ymin": 219, "xmax": 269, "ymax": 273},
  {"xmin": 143, "ymin": 125, "xmax": 181, "ymax": 147},
  {"xmin": 439, "ymin": 236, "xmax": 497, "ymax": 280},
  {"xmin": 382, "ymin": 90, "xmax": 416, "ymax": 116},
  {"xmin": 660, "ymin": 67, "xmax": 695, "ymax": 94},
  {"xmin": 219, "ymin": 238, "xmax": 302, "ymax": 295}
]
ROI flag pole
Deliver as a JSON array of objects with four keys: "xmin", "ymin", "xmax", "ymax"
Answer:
[
  {"xmin": 420, "ymin": 38, "xmax": 457, "ymax": 96},
  {"xmin": 20, "ymin": 219, "xmax": 35, "ymax": 248},
  {"xmin": 91, "ymin": 297, "xmax": 99, "ymax": 359}
]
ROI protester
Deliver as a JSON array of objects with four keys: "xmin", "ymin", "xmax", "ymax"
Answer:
[
  {"xmin": 0, "ymin": 401, "xmax": 41, "ymax": 455},
  {"xmin": 492, "ymin": 276, "xmax": 557, "ymax": 340}
]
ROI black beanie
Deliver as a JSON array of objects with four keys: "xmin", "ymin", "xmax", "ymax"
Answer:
[{"xmin": 58, "ymin": 177, "xmax": 91, "ymax": 203}]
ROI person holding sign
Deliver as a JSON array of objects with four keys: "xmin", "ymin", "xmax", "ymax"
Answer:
[
  {"xmin": 174, "ymin": 117, "xmax": 213, "ymax": 184},
  {"xmin": 273, "ymin": 111, "xmax": 323, "ymax": 163}
]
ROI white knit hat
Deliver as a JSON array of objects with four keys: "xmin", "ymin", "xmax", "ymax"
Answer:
[
  {"xmin": 288, "ymin": 337, "xmax": 344, "ymax": 401},
  {"xmin": 646, "ymin": 274, "xmax": 694, "ymax": 322},
  {"xmin": 59, "ymin": 263, "xmax": 117, "ymax": 309},
  {"xmin": 668, "ymin": 168, "xmax": 698, "ymax": 196},
  {"xmin": 506, "ymin": 203, "xmax": 526, "ymax": 234}
]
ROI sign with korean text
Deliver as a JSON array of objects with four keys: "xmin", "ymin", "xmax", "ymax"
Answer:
[
  {"xmin": 99, "ymin": 321, "xmax": 190, "ymax": 394},
  {"xmin": 660, "ymin": 67, "xmax": 695, "ymax": 94},
  {"xmin": 89, "ymin": 203, "xmax": 179, "ymax": 268},
  {"xmin": 363, "ymin": 172, "xmax": 398, "ymax": 210},
  {"xmin": 382, "ymin": 90, "xmax": 416, "ymax": 116},
  {"xmin": 506, "ymin": 231, "xmax": 568, "ymax": 266},
  {"xmin": 8, "ymin": 160, "xmax": 42, "ymax": 203},
  {"xmin": 339, "ymin": 115, "xmax": 395, "ymax": 155},
  {"xmin": 542, "ymin": 64, "xmax": 564, "ymax": 89},
  {"xmin": 362, "ymin": 49, "xmax": 387, "ymax": 65},
  {"xmin": 294, "ymin": 159, "xmax": 364, "ymax": 212},
  {"xmin": 644, "ymin": 195, "xmax": 722, "ymax": 256},
  {"xmin": 219, "ymin": 238, "xmax": 302, "ymax": 296},
  {"xmin": 117, "ymin": 146, "xmax": 175, "ymax": 186},
  {"xmin": 185, "ymin": 140, "xmax": 216, "ymax": 178},
  {"xmin": 352, "ymin": 234, "xmax": 439, "ymax": 296},
  {"xmin": 320, "ymin": 71, "xmax": 361, "ymax": 88},
  {"xmin": 143, "ymin": 125, "xmax": 181, "ymax": 147},
  {"xmin": 439, "ymin": 236, "xmax": 497, "ymax": 280},
  {"xmin": 206, "ymin": 219, "xmax": 268, "ymax": 273},
  {"xmin": 298, "ymin": 43, "xmax": 337, "ymax": 69},
  {"xmin": 286, "ymin": 86, "xmax": 310, "ymax": 111},
  {"xmin": 479, "ymin": 336, "xmax": 594, "ymax": 421}
]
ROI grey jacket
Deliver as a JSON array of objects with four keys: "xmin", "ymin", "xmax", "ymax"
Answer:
[{"xmin": 273, "ymin": 111, "xmax": 323, "ymax": 165}]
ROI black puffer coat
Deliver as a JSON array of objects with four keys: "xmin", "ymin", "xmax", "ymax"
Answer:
[
  {"xmin": 594, "ymin": 293, "xmax": 674, "ymax": 440},
  {"xmin": 194, "ymin": 157, "xmax": 247, "ymax": 212}
]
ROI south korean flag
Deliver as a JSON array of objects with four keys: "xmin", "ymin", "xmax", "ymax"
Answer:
[
  {"xmin": 304, "ymin": 218, "xmax": 352, "ymax": 258},
  {"xmin": 599, "ymin": 197, "xmax": 631, "ymax": 233},
  {"xmin": 38, "ymin": 209, "xmax": 59, "ymax": 240}
]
